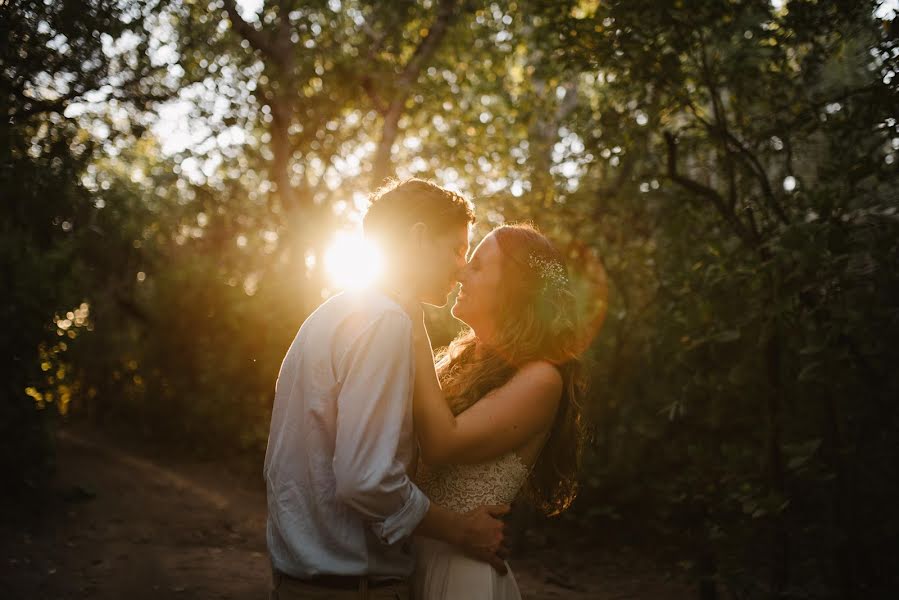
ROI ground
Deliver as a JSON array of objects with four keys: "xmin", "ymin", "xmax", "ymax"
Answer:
[{"xmin": 1, "ymin": 424, "xmax": 694, "ymax": 599}]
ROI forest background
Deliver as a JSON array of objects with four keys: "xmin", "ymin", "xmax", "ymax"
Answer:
[{"xmin": 3, "ymin": 1, "xmax": 898, "ymax": 598}]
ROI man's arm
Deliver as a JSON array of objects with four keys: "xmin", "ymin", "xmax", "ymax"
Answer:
[
  {"xmin": 332, "ymin": 309, "xmax": 429, "ymax": 545},
  {"xmin": 332, "ymin": 308, "xmax": 509, "ymax": 570}
]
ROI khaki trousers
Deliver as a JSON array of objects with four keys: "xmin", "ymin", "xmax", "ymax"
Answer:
[{"xmin": 269, "ymin": 569, "xmax": 412, "ymax": 600}]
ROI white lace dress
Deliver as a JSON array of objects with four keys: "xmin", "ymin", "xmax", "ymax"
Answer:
[{"xmin": 412, "ymin": 452, "xmax": 529, "ymax": 599}]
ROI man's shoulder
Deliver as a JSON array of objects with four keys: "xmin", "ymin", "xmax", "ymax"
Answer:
[
  {"xmin": 308, "ymin": 290, "xmax": 411, "ymax": 341},
  {"xmin": 339, "ymin": 290, "xmax": 412, "ymax": 336},
  {"xmin": 323, "ymin": 291, "xmax": 413, "ymax": 374}
]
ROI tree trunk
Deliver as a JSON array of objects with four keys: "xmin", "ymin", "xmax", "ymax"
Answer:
[
  {"xmin": 371, "ymin": 103, "xmax": 403, "ymax": 186},
  {"xmin": 366, "ymin": 0, "xmax": 462, "ymax": 187}
]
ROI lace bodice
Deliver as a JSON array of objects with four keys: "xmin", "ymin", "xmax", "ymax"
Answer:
[{"xmin": 414, "ymin": 453, "xmax": 530, "ymax": 513}]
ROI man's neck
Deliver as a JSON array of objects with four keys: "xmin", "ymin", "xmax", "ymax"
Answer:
[{"xmin": 374, "ymin": 276, "xmax": 421, "ymax": 305}]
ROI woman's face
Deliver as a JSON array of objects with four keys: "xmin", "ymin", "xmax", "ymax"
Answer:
[{"xmin": 451, "ymin": 232, "xmax": 504, "ymax": 335}]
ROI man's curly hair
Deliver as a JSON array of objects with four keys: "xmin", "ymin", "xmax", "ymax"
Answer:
[{"xmin": 362, "ymin": 178, "xmax": 475, "ymax": 243}]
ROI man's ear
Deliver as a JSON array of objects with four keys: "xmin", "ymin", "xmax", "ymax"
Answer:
[{"xmin": 409, "ymin": 222, "xmax": 428, "ymax": 250}]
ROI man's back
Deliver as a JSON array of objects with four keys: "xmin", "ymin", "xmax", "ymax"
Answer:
[{"xmin": 264, "ymin": 289, "xmax": 429, "ymax": 578}]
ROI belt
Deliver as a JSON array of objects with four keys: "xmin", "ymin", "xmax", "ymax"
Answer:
[{"xmin": 276, "ymin": 570, "xmax": 405, "ymax": 590}]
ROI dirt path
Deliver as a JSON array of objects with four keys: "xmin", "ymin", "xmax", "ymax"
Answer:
[{"xmin": 1, "ymin": 425, "xmax": 693, "ymax": 599}]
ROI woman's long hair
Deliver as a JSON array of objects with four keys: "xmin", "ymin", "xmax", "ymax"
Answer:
[{"xmin": 435, "ymin": 223, "xmax": 589, "ymax": 516}]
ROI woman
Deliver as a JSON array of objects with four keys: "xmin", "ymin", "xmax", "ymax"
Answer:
[{"xmin": 407, "ymin": 223, "xmax": 589, "ymax": 600}]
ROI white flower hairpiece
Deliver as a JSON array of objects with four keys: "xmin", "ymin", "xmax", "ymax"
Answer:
[{"xmin": 527, "ymin": 253, "xmax": 568, "ymax": 289}]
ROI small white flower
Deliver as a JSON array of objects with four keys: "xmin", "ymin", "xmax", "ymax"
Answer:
[{"xmin": 527, "ymin": 253, "xmax": 568, "ymax": 289}]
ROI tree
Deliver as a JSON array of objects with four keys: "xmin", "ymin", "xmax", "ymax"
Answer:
[
  {"xmin": 522, "ymin": 0, "xmax": 899, "ymax": 595},
  {"xmin": 0, "ymin": 0, "xmax": 176, "ymax": 494}
]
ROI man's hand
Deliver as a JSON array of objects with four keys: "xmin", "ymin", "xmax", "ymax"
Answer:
[{"xmin": 456, "ymin": 504, "xmax": 510, "ymax": 574}]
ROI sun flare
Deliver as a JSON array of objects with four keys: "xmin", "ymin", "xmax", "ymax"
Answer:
[{"xmin": 323, "ymin": 231, "xmax": 384, "ymax": 291}]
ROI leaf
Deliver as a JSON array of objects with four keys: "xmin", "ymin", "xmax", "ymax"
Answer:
[
  {"xmin": 799, "ymin": 343, "xmax": 826, "ymax": 356},
  {"xmin": 797, "ymin": 362, "xmax": 823, "ymax": 382},
  {"xmin": 713, "ymin": 329, "xmax": 741, "ymax": 342},
  {"xmin": 786, "ymin": 439, "xmax": 822, "ymax": 471},
  {"xmin": 787, "ymin": 455, "xmax": 810, "ymax": 470}
]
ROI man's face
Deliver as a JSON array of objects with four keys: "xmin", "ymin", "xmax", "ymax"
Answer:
[{"xmin": 418, "ymin": 224, "xmax": 470, "ymax": 306}]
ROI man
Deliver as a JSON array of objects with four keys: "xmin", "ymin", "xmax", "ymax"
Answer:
[{"xmin": 264, "ymin": 178, "xmax": 509, "ymax": 599}]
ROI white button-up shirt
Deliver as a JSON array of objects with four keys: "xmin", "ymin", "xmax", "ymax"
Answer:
[{"xmin": 264, "ymin": 289, "xmax": 430, "ymax": 578}]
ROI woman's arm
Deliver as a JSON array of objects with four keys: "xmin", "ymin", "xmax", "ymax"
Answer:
[{"xmin": 410, "ymin": 310, "xmax": 563, "ymax": 465}]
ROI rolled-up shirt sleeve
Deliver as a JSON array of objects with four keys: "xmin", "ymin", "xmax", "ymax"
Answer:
[{"xmin": 332, "ymin": 310, "xmax": 430, "ymax": 545}]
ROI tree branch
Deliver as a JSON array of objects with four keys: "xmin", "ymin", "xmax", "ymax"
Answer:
[
  {"xmin": 664, "ymin": 131, "xmax": 758, "ymax": 247},
  {"xmin": 371, "ymin": 0, "xmax": 463, "ymax": 183},
  {"xmin": 13, "ymin": 89, "xmax": 86, "ymax": 119},
  {"xmin": 12, "ymin": 68, "xmax": 178, "ymax": 120},
  {"xmin": 592, "ymin": 153, "xmax": 634, "ymax": 221},
  {"xmin": 723, "ymin": 130, "xmax": 790, "ymax": 226},
  {"xmin": 681, "ymin": 93, "xmax": 791, "ymax": 229},
  {"xmin": 361, "ymin": 77, "xmax": 388, "ymax": 114},
  {"xmin": 396, "ymin": 0, "xmax": 459, "ymax": 90},
  {"xmin": 222, "ymin": 0, "xmax": 278, "ymax": 59},
  {"xmin": 696, "ymin": 35, "xmax": 739, "ymax": 214},
  {"xmin": 555, "ymin": 80, "xmax": 579, "ymax": 123},
  {"xmin": 357, "ymin": 9, "xmax": 391, "ymax": 115}
]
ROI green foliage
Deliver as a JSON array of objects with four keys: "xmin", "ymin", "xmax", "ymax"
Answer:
[
  {"xmin": 4, "ymin": 0, "xmax": 898, "ymax": 596},
  {"xmin": 0, "ymin": 0, "xmax": 174, "ymax": 493}
]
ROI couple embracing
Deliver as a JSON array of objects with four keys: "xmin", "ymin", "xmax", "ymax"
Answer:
[{"xmin": 264, "ymin": 178, "xmax": 587, "ymax": 599}]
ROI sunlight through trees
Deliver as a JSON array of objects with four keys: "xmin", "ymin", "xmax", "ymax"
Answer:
[{"xmin": 3, "ymin": 1, "xmax": 898, "ymax": 596}]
